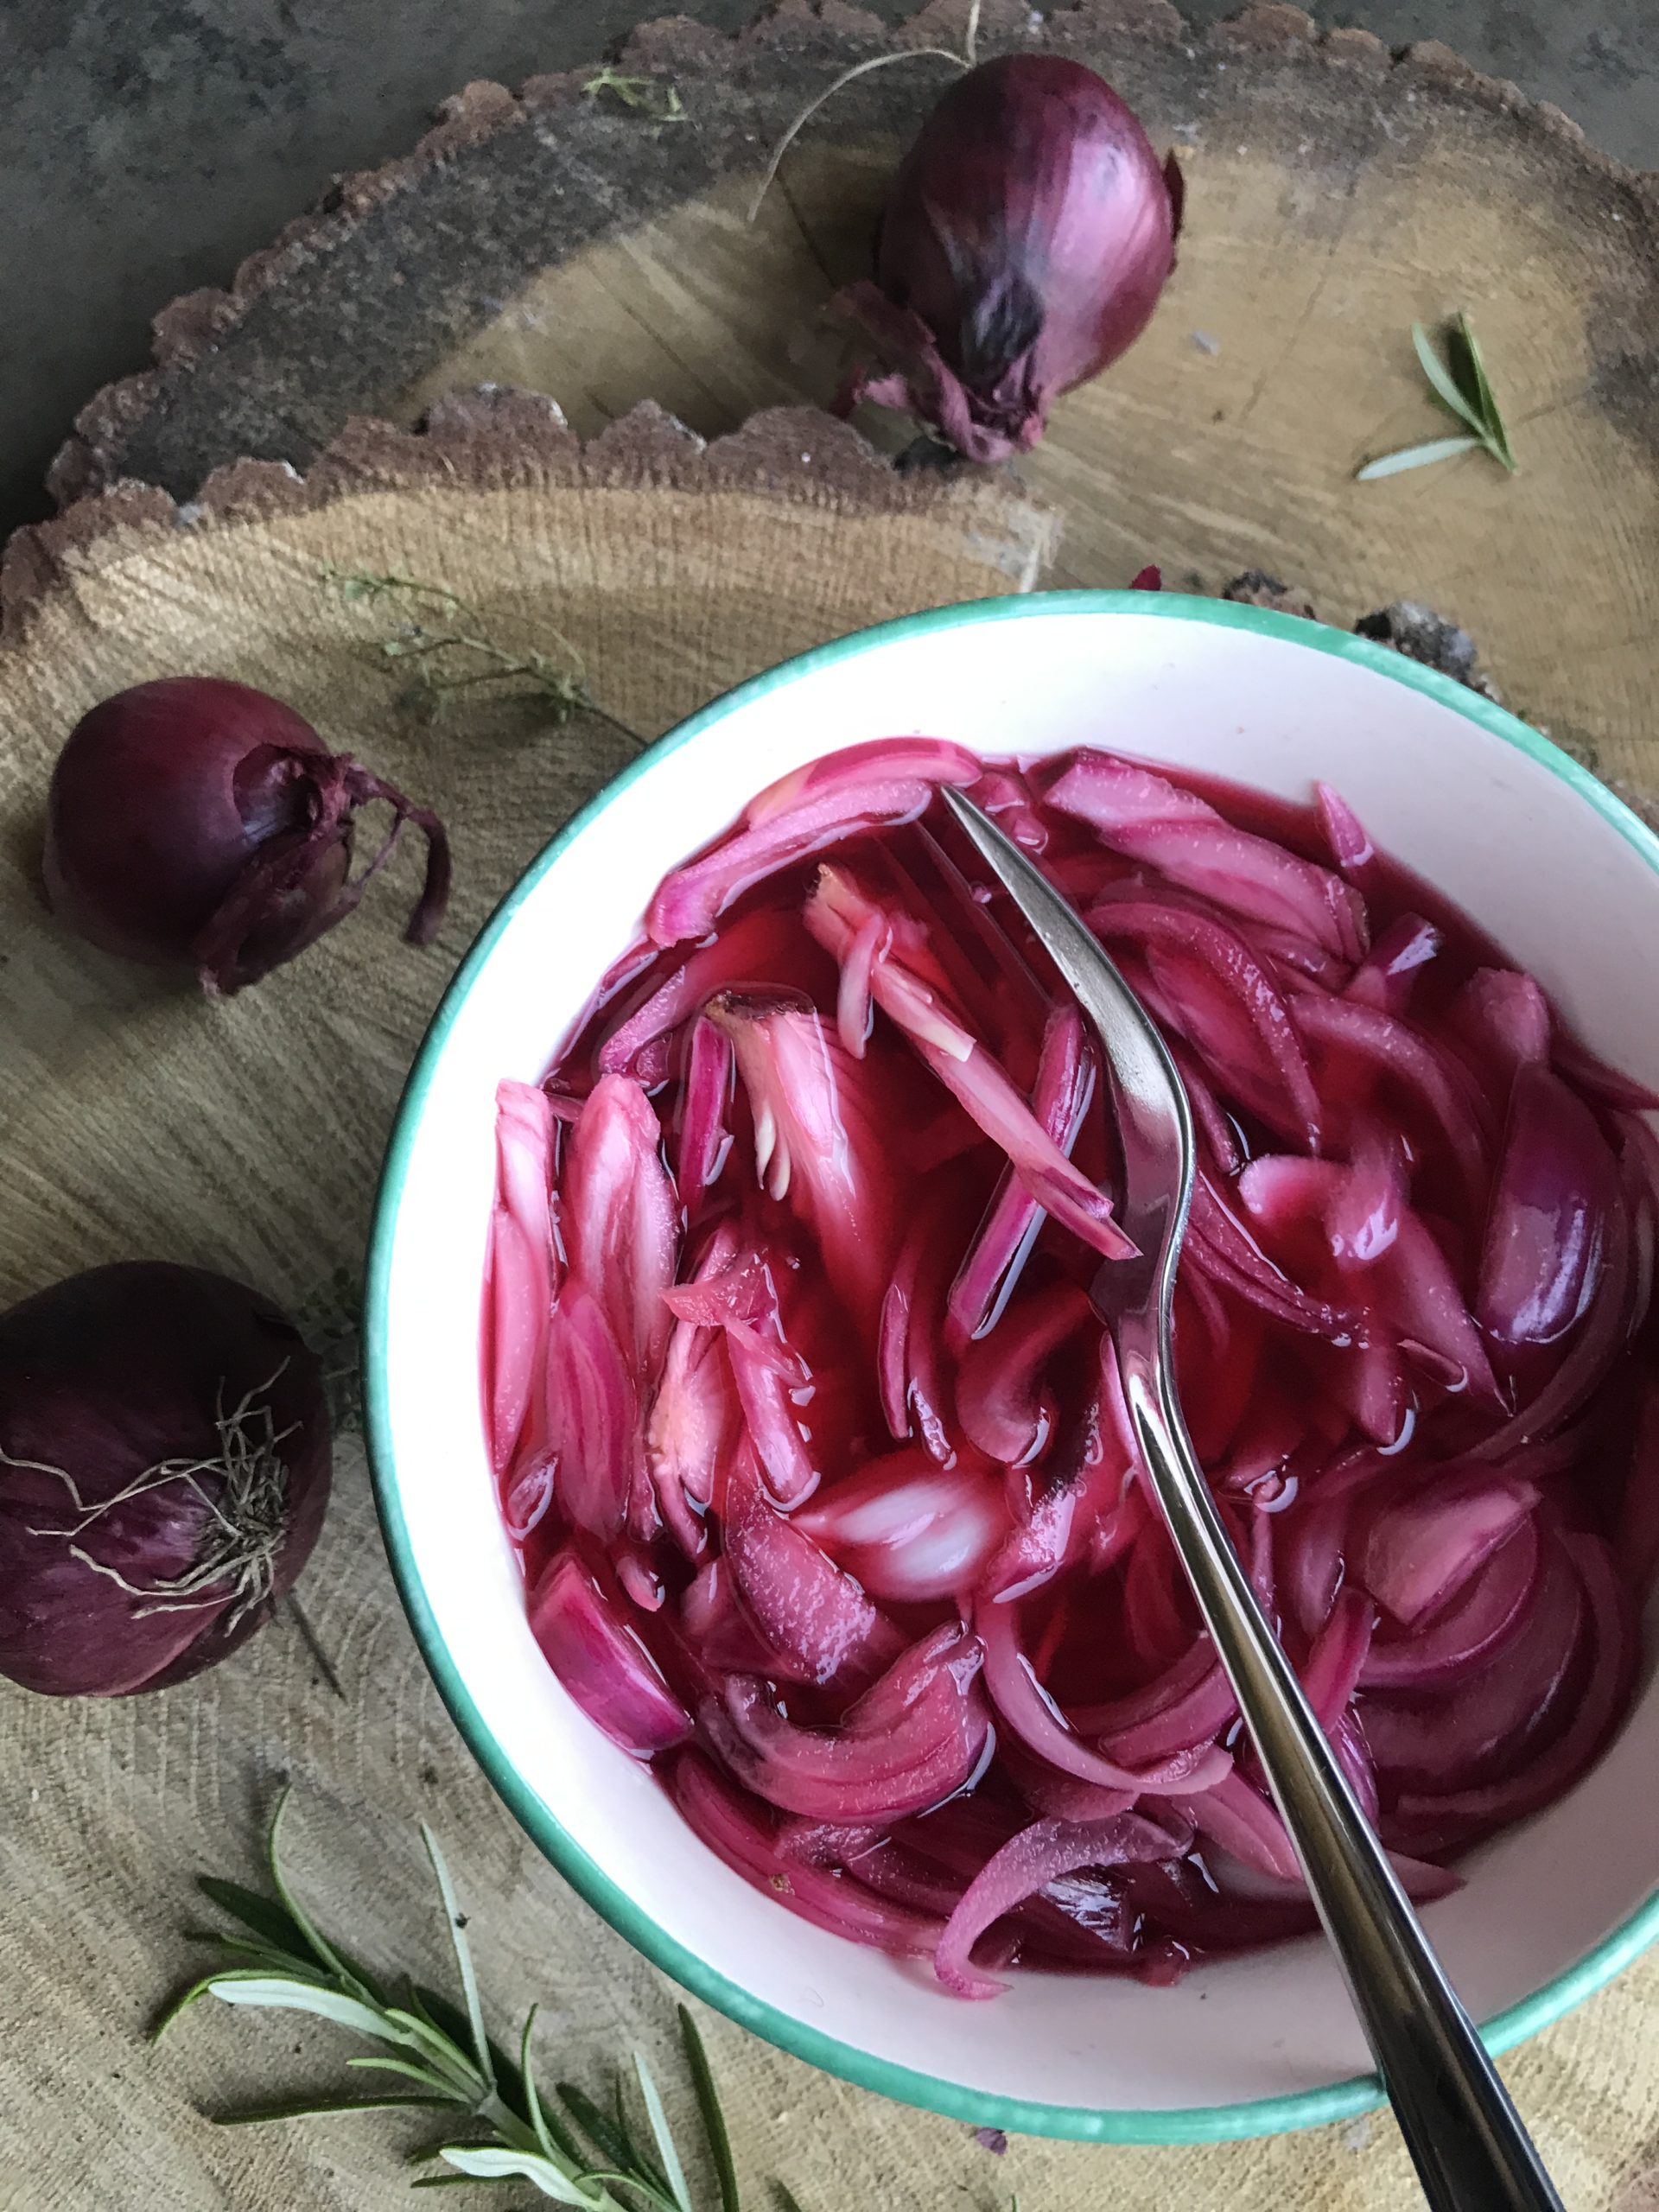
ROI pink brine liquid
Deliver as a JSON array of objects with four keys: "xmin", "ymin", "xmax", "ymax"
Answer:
[{"xmin": 481, "ymin": 741, "xmax": 1659, "ymax": 1998}]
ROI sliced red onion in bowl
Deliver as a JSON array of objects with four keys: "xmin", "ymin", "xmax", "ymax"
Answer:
[
  {"xmin": 947, "ymin": 1005, "xmax": 1092, "ymax": 1346},
  {"xmin": 648, "ymin": 739, "xmax": 979, "ymax": 946},
  {"xmin": 934, "ymin": 1808, "xmax": 1188, "ymax": 1999},
  {"xmin": 1477, "ymin": 1060, "xmax": 1621, "ymax": 1346},
  {"xmin": 1361, "ymin": 1469, "xmax": 1538, "ymax": 1627},
  {"xmin": 482, "ymin": 734, "xmax": 1657, "ymax": 1994},
  {"xmin": 702, "ymin": 1625, "xmax": 990, "ymax": 1824},
  {"xmin": 528, "ymin": 1553, "xmax": 692, "ymax": 1756},
  {"xmin": 794, "ymin": 1449, "xmax": 1009, "ymax": 1603},
  {"xmin": 1344, "ymin": 913, "xmax": 1442, "ymax": 1015},
  {"xmin": 671, "ymin": 1751, "xmax": 946, "ymax": 1958},
  {"xmin": 1046, "ymin": 752, "xmax": 1367, "ymax": 960},
  {"xmin": 486, "ymin": 1080, "xmax": 558, "ymax": 1477}
]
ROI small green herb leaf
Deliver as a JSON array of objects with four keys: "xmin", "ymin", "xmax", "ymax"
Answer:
[
  {"xmin": 265, "ymin": 1789, "xmax": 380, "ymax": 2005},
  {"xmin": 345, "ymin": 2055, "xmax": 456, "ymax": 2095},
  {"xmin": 211, "ymin": 2092, "xmax": 453, "ymax": 2126},
  {"xmin": 422, "ymin": 1825, "xmax": 493, "ymax": 2094},
  {"xmin": 1357, "ymin": 435, "xmax": 1484, "ymax": 481},
  {"xmin": 581, "ymin": 68, "xmax": 687, "ymax": 124},
  {"xmin": 633, "ymin": 2051, "xmax": 694, "ymax": 2212},
  {"xmin": 520, "ymin": 2007, "xmax": 585, "ymax": 2168},
  {"xmin": 1410, "ymin": 322, "xmax": 1484, "ymax": 434},
  {"xmin": 1360, "ymin": 314, "xmax": 1516, "ymax": 482},
  {"xmin": 410, "ymin": 2180, "xmax": 522, "ymax": 2192},
  {"xmin": 1446, "ymin": 314, "xmax": 1516, "ymax": 468},
  {"xmin": 151, "ymin": 1968, "xmax": 270, "ymax": 2042},
  {"xmin": 410, "ymin": 2179, "xmax": 521, "ymax": 2191},
  {"xmin": 439, "ymin": 2144, "xmax": 600, "ymax": 2204},
  {"xmin": 678, "ymin": 2007, "xmax": 741, "ymax": 2212},
  {"xmin": 198, "ymin": 1875, "xmax": 314, "ymax": 1963},
  {"xmin": 556, "ymin": 2082, "xmax": 637, "ymax": 2177},
  {"xmin": 207, "ymin": 1976, "xmax": 396, "ymax": 2039}
]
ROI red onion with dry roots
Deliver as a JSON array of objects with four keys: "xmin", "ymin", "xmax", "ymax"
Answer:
[
  {"xmin": 0, "ymin": 1263, "xmax": 331, "ymax": 1694},
  {"xmin": 43, "ymin": 677, "xmax": 451, "ymax": 995},
  {"xmin": 835, "ymin": 55, "xmax": 1183, "ymax": 462}
]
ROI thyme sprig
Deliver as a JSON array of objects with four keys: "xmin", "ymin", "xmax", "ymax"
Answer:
[
  {"xmin": 322, "ymin": 564, "xmax": 592, "ymax": 725},
  {"xmin": 581, "ymin": 69, "xmax": 688, "ymax": 127},
  {"xmin": 156, "ymin": 1788, "xmax": 751, "ymax": 2207},
  {"xmin": 1357, "ymin": 314, "xmax": 1517, "ymax": 481}
]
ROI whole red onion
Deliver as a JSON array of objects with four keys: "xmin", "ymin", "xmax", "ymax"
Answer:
[
  {"xmin": 0, "ymin": 1263, "xmax": 331, "ymax": 1694},
  {"xmin": 835, "ymin": 56, "xmax": 1183, "ymax": 462},
  {"xmin": 43, "ymin": 677, "xmax": 451, "ymax": 995}
]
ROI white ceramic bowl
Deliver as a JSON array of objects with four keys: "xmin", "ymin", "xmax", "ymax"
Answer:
[{"xmin": 365, "ymin": 593, "xmax": 1659, "ymax": 2143}]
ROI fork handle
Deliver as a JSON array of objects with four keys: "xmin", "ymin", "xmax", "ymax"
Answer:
[{"xmin": 1123, "ymin": 1352, "xmax": 1565, "ymax": 2212}]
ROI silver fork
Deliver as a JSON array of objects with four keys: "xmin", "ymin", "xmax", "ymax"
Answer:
[{"xmin": 943, "ymin": 786, "xmax": 1564, "ymax": 2212}]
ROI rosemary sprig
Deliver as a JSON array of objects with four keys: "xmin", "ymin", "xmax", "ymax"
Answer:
[
  {"xmin": 156, "ymin": 1787, "xmax": 748, "ymax": 2209},
  {"xmin": 1357, "ymin": 313, "xmax": 1516, "ymax": 481},
  {"xmin": 582, "ymin": 68, "xmax": 688, "ymax": 126},
  {"xmin": 322, "ymin": 564, "xmax": 592, "ymax": 726}
]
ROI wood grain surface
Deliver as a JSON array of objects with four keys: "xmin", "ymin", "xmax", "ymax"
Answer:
[
  {"xmin": 0, "ymin": 398, "xmax": 1065, "ymax": 2212},
  {"xmin": 3, "ymin": 1, "xmax": 1659, "ymax": 2202},
  {"xmin": 3, "ymin": 398, "xmax": 1659, "ymax": 2212},
  {"xmin": 41, "ymin": 0, "xmax": 1659, "ymax": 798}
]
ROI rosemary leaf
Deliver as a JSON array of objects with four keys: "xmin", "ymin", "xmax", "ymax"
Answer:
[
  {"xmin": 522, "ymin": 2007, "xmax": 586, "ymax": 2168},
  {"xmin": 152, "ymin": 1968, "xmax": 276, "ymax": 2042},
  {"xmin": 422, "ymin": 1824, "xmax": 494, "ymax": 2094},
  {"xmin": 1411, "ymin": 322, "xmax": 1485, "ymax": 435},
  {"xmin": 439, "ymin": 2143, "xmax": 599, "ymax": 2204},
  {"xmin": 211, "ymin": 2092, "xmax": 453, "ymax": 2126},
  {"xmin": 410, "ymin": 1986, "xmax": 526, "ymax": 2110},
  {"xmin": 678, "ymin": 2007, "xmax": 741, "ymax": 2212},
  {"xmin": 633, "ymin": 2051, "xmax": 694, "ymax": 2212},
  {"xmin": 207, "ymin": 1976, "xmax": 397, "ymax": 2039},
  {"xmin": 615, "ymin": 2071, "xmax": 674, "ymax": 2196},
  {"xmin": 556, "ymin": 2082, "xmax": 639, "ymax": 2177},
  {"xmin": 1356, "ymin": 435, "xmax": 1484, "ymax": 480},
  {"xmin": 1361, "ymin": 315, "xmax": 1516, "ymax": 482},
  {"xmin": 266, "ymin": 1789, "xmax": 378, "ymax": 2004},
  {"xmin": 345, "ymin": 2055, "xmax": 458, "ymax": 2095},
  {"xmin": 197, "ymin": 1875, "xmax": 315, "ymax": 1965},
  {"xmin": 1446, "ymin": 314, "xmax": 1516, "ymax": 468},
  {"xmin": 771, "ymin": 2185, "xmax": 811, "ymax": 2212},
  {"xmin": 180, "ymin": 1929, "xmax": 298, "ymax": 1967}
]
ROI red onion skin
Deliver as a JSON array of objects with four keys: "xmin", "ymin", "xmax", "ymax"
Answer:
[
  {"xmin": 43, "ymin": 677, "xmax": 450, "ymax": 995},
  {"xmin": 0, "ymin": 1263, "xmax": 330, "ymax": 1695},
  {"xmin": 835, "ymin": 57, "xmax": 1180, "ymax": 462}
]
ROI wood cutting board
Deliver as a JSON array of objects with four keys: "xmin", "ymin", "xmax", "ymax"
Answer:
[
  {"xmin": 5, "ymin": 2, "xmax": 1659, "ymax": 2205},
  {"xmin": 39, "ymin": 0, "xmax": 1659, "ymax": 805}
]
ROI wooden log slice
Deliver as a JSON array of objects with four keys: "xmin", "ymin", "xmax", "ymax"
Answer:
[
  {"xmin": 3, "ymin": 402, "xmax": 1659, "ymax": 2212},
  {"xmin": 0, "ymin": 398, "xmax": 1069, "ymax": 2212},
  {"xmin": 37, "ymin": 0, "xmax": 1659, "ymax": 794}
]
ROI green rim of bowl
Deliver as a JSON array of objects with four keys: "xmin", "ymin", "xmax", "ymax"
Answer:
[{"xmin": 365, "ymin": 589, "xmax": 1659, "ymax": 2145}]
